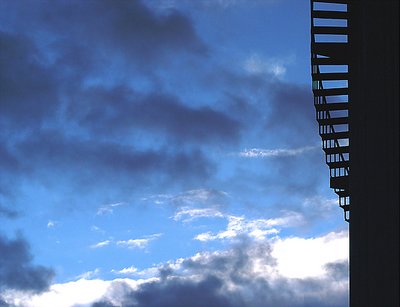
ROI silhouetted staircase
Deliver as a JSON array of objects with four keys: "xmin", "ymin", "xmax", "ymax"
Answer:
[{"xmin": 311, "ymin": 0, "xmax": 350, "ymax": 222}]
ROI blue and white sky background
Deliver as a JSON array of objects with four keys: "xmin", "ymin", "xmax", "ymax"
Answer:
[{"xmin": 0, "ymin": 1, "xmax": 349, "ymax": 306}]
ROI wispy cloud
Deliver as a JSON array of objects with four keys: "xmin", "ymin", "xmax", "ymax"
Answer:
[
  {"xmin": 172, "ymin": 207, "xmax": 224, "ymax": 222},
  {"xmin": 96, "ymin": 202, "xmax": 126, "ymax": 215},
  {"xmin": 90, "ymin": 225, "xmax": 106, "ymax": 234},
  {"xmin": 76, "ymin": 268, "xmax": 101, "ymax": 280},
  {"xmin": 142, "ymin": 188, "xmax": 228, "ymax": 208},
  {"xmin": 194, "ymin": 212, "xmax": 303, "ymax": 242},
  {"xmin": 243, "ymin": 53, "xmax": 295, "ymax": 78},
  {"xmin": 90, "ymin": 240, "xmax": 111, "ymax": 249},
  {"xmin": 114, "ymin": 266, "xmax": 138, "ymax": 275},
  {"xmin": 47, "ymin": 220, "xmax": 58, "ymax": 228},
  {"xmin": 238, "ymin": 146, "xmax": 318, "ymax": 158},
  {"xmin": 117, "ymin": 234, "xmax": 163, "ymax": 250}
]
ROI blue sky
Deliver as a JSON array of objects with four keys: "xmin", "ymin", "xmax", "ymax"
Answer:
[{"xmin": 0, "ymin": 0, "xmax": 349, "ymax": 306}]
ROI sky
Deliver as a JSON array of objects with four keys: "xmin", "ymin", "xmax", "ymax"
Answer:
[{"xmin": 0, "ymin": 0, "xmax": 349, "ymax": 306}]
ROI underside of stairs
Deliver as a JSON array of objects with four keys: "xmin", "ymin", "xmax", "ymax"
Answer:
[{"xmin": 311, "ymin": 0, "xmax": 350, "ymax": 222}]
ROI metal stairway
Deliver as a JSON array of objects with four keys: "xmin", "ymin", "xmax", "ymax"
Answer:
[{"xmin": 311, "ymin": 0, "xmax": 350, "ymax": 222}]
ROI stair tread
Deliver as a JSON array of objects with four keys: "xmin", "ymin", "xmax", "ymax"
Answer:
[
  {"xmin": 321, "ymin": 131, "xmax": 349, "ymax": 140},
  {"xmin": 313, "ymin": 87, "xmax": 349, "ymax": 96},
  {"xmin": 312, "ymin": 10, "xmax": 349, "ymax": 19},
  {"xmin": 327, "ymin": 160, "xmax": 350, "ymax": 168},
  {"xmin": 313, "ymin": 0, "xmax": 349, "ymax": 3},
  {"xmin": 312, "ymin": 26, "xmax": 349, "ymax": 35},
  {"xmin": 318, "ymin": 116, "xmax": 349, "ymax": 125},
  {"xmin": 312, "ymin": 57, "xmax": 348, "ymax": 65},
  {"xmin": 315, "ymin": 102, "xmax": 349, "ymax": 111},
  {"xmin": 312, "ymin": 72, "xmax": 348, "ymax": 81},
  {"xmin": 323, "ymin": 145, "xmax": 349, "ymax": 154}
]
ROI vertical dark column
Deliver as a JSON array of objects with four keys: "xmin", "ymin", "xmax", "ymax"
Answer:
[{"xmin": 349, "ymin": 0, "xmax": 399, "ymax": 306}]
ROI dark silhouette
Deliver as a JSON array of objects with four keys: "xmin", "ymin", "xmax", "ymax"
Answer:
[{"xmin": 310, "ymin": 0, "xmax": 399, "ymax": 306}]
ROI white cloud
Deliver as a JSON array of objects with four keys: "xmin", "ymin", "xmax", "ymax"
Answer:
[
  {"xmin": 117, "ymin": 234, "xmax": 162, "ymax": 249},
  {"xmin": 172, "ymin": 207, "xmax": 224, "ymax": 222},
  {"xmin": 1, "ymin": 278, "xmax": 149, "ymax": 307},
  {"xmin": 3, "ymin": 231, "xmax": 348, "ymax": 306},
  {"xmin": 143, "ymin": 188, "xmax": 228, "ymax": 208},
  {"xmin": 239, "ymin": 146, "xmax": 318, "ymax": 158},
  {"xmin": 114, "ymin": 266, "xmax": 138, "ymax": 275},
  {"xmin": 90, "ymin": 225, "xmax": 106, "ymax": 234},
  {"xmin": 96, "ymin": 202, "xmax": 126, "ymax": 215},
  {"xmin": 46, "ymin": 220, "xmax": 58, "ymax": 228},
  {"xmin": 90, "ymin": 240, "xmax": 111, "ymax": 249},
  {"xmin": 243, "ymin": 53, "xmax": 294, "ymax": 78},
  {"xmin": 194, "ymin": 212, "xmax": 303, "ymax": 242},
  {"xmin": 271, "ymin": 230, "xmax": 349, "ymax": 279},
  {"xmin": 76, "ymin": 268, "xmax": 101, "ymax": 280}
]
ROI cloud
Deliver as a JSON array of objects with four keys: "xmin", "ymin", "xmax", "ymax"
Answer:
[
  {"xmin": 0, "ymin": 233, "xmax": 54, "ymax": 294},
  {"xmin": 76, "ymin": 268, "xmax": 101, "ymax": 280},
  {"xmin": 1, "ymin": 0, "xmax": 206, "ymax": 65},
  {"xmin": 271, "ymin": 231, "xmax": 349, "ymax": 279},
  {"xmin": 0, "ymin": 31, "xmax": 59, "ymax": 129},
  {"xmin": 68, "ymin": 88, "xmax": 241, "ymax": 144},
  {"xmin": 154, "ymin": 0, "xmax": 278, "ymax": 10},
  {"xmin": 3, "ymin": 232, "xmax": 348, "ymax": 306},
  {"xmin": 90, "ymin": 240, "xmax": 112, "ymax": 249},
  {"xmin": 243, "ymin": 54, "xmax": 294, "ymax": 78},
  {"xmin": 238, "ymin": 146, "xmax": 318, "ymax": 158},
  {"xmin": 92, "ymin": 233, "xmax": 348, "ymax": 307},
  {"xmin": 264, "ymin": 81, "xmax": 316, "ymax": 144},
  {"xmin": 194, "ymin": 212, "xmax": 302, "ymax": 242},
  {"xmin": 46, "ymin": 220, "xmax": 59, "ymax": 229},
  {"xmin": 144, "ymin": 189, "xmax": 228, "ymax": 208},
  {"xmin": 172, "ymin": 207, "xmax": 224, "ymax": 222},
  {"xmin": 14, "ymin": 131, "xmax": 215, "ymax": 190},
  {"xmin": 0, "ymin": 205, "xmax": 18, "ymax": 219},
  {"xmin": 96, "ymin": 202, "xmax": 126, "ymax": 216},
  {"xmin": 117, "ymin": 234, "xmax": 163, "ymax": 250},
  {"xmin": 115, "ymin": 266, "xmax": 138, "ymax": 275}
]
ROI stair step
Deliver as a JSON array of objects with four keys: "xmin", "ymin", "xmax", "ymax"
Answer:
[
  {"xmin": 321, "ymin": 131, "xmax": 349, "ymax": 140},
  {"xmin": 313, "ymin": 87, "xmax": 348, "ymax": 96},
  {"xmin": 312, "ymin": 10, "xmax": 349, "ymax": 19},
  {"xmin": 312, "ymin": 57, "xmax": 348, "ymax": 65},
  {"xmin": 323, "ymin": 145, "xmax": 349, "ymax": 155},
  {"xmin": 328, "ymin": 160, "xmax": 349, "ymax": 169},
  {"xmin": 318, "ymin": 116, "xmax": 348, "ymax": 125},
  {"xmin": 315, "ymin": 102, "xmax": 348, "ymax": 111},
  {"xmin": 313, "ymin": 0, "xmax": 349, "ymax": 4},
  {"xmin": 330, "ymin": 175, "xmax": 349, "ymax": 189},
  {"xmin": 312, "ymin": 72, "xmax": 348, "ymax": 81},
  {"xmin": 312, "ymin": 42, "xmax": 348, "ymax": 58},
  {"xmin": 312, "ymin": 26, "xmax": 348, "ymax": 35}
]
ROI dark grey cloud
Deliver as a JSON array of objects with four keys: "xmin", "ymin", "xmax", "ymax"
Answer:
[
  {"xmin": 93, "ymin": 239, "xmax": 348, "ymax": 307},
  {"xmin": 0, "ymin": 31, "xmax": 59, "ymax": 128},
  {"xmin": 0, "ymin": 205, "xmax": 17, "ymax": 219},
  {"xmin": 68, "ymin": 87, "xmax": 241, "ymax": 144},
  {"xmin": 324, "ymin": 260, "xmax": 349, "ymax": 281},
  {"xmin": 1, "ymin": 0, "xmax": 206, "ymax": 64},
  {"xmin": 14, "ymin": 131, "xmax": 214, "ymax": 190},
  {"xmin": 266, "ymin": 80, "xmax": 316, "ymax": 145},
  {"xmin": 0, "ymin": 233, "xmax": 54, "ymax": 293}
]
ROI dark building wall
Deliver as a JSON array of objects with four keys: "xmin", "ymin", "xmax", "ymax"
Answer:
[{"xmin": 349, "ymin": 0, "xmax": 399, "ymax": 306}]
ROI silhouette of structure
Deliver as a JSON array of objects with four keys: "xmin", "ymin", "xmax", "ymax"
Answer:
[{"xmin": 310, "ymin": 0, "xmax": 399, "ymax": 306}]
